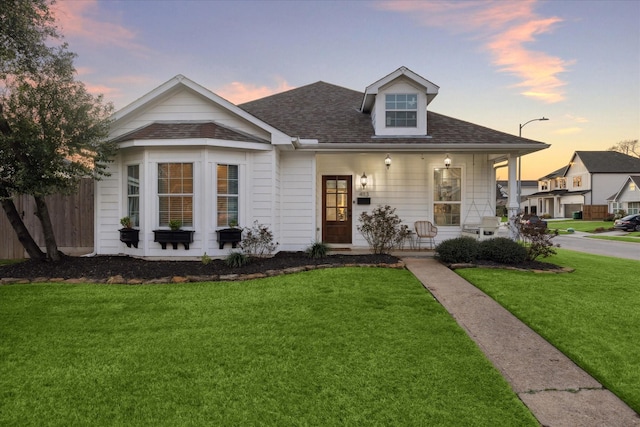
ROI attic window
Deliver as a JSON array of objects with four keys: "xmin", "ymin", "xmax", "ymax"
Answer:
[{"xmin": 385, "ymin": 94, "xmax": 417, "ymax": 127}]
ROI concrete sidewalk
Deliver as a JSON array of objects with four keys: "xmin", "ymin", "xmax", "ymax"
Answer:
[{"xmin": 403, "ymin": 257, "xmax": 640, "ymax": 427}]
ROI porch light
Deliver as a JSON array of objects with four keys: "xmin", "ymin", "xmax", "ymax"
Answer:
[
  {"xmin": 385, "ymin": 154, "xmax": 391, "ymax": 169},
  {"xmin": 360, "ymin": 172, "xmax": 368, "ymax": 189},
  {"xmin": 444, "ymin": 154, "xmax": 451, "ymax": 169}
]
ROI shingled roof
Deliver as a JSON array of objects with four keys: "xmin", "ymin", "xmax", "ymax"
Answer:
[
  {"xmin": 111, "ymin": 121, "xmax": 268, "ymax": 144},
  {"xmin": 573, "ymin": 151, "xmax": 640, "ymax": 173},
  {"xmin": 239, "ymin": 81, "xmax": 546, "ymax": 147}
]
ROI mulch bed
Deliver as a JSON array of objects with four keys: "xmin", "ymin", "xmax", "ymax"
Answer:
[{"xmin": 0, "ymin": 251, "xmax": 403, "ymax": 284}]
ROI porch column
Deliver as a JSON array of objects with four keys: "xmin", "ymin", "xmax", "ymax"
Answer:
[{"xmin": 507, "ymin": 154, "xmax": 519, "ymax": 240}]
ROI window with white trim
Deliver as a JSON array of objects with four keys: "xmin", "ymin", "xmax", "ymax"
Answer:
[
  {"xmin": 158, "ymin": 163, "xmax": 193, "ymax": 227},
  {"xmin": 127, "ymin": 165, "xmax": 140, "ymax": 227},
  {"xmin": 433, "ymin": 168, "xmax": 461, "ymax": 226},
  {"xmin": 629, "ymin": 202, "xmax": 639, "ymax": 215},
  {"xmin": 385, "ymin": 94, "xmax": 417, "ymax": 127},
  {"xmin": 217, "ymin": 164, "xmax": 239, "ymax": 227},
  {"xmin": 573, "ymin": 176, "xmax": 582, "ymax": 188}
]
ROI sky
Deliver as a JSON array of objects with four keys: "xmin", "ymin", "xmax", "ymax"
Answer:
[{"xmin": 49, "ymin": 0, "xmax": 639, "ymax": 180}]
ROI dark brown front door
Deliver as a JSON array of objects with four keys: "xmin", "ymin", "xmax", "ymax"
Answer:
[{"xmin": 322, "ymin": 176, "xmax": 352, "ymax": 244}]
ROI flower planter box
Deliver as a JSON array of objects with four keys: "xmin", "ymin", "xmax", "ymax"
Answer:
[
  {"xmin": 216, "ymin": 228, "xmax": 242, "ymax": 249},
  {"xmin": 119, "ymin": 228, "xmax": 140, "ymax": 248},
  {"xmin": 153, "ymin": 230, "xmax": 194, "ymax": 250}
]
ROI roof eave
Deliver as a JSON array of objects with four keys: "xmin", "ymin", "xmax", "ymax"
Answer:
[{"xmin": 293, "ymin": 142, "xmax": 550, "ymax": 155}]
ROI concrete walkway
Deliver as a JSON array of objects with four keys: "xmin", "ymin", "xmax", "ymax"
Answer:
[{"xmin": 403, "ymin": 257, "xmax": 640, "ymax": 427}]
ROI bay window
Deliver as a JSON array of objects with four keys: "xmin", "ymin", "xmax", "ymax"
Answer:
[
  {"xmin": 158, "ymin": 163, "xmax": 193, "ymax": 227},
  {"xmin": 127, "ymin": 165, "xmax": 140, "ymax": 227},
  {"xmin": 217, "ymin": 164, "xmax": 239, "ymax": 227}
]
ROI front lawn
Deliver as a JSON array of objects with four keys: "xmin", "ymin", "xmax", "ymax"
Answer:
[
  {"xmin": 456, "ymin": 250, "xmax": 640, "ymax": 413},
  {"xmin": 547, "ymin": 219, "xmax": 613, "ymax": 233},
  {"xmin": 0, "ymin": 268, "xmax": 536, "ymax": 426}
]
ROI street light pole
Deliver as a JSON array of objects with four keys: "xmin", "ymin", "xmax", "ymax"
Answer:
[{"xmin": 517, "ymin": 117, "xmax": 549, "ymax": 214}]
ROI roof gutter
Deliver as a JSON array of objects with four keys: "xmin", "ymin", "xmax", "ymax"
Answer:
[{"xmin": 293, "ymin": 142, "xmax": 550, "ymax": 156}]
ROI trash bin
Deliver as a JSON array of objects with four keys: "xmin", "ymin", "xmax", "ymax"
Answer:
[{"xmin": 572, "ymin": 211, "xmax": 582, "ymax": 219}]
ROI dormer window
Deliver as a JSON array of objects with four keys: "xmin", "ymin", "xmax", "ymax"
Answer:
[{"xmin": 385, "ymin": 94, "xmax": 417, "ymax": 127}]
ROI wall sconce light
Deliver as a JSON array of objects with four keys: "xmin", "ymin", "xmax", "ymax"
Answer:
[
  {"xmin": 444, "ymin": 154, "xmax": 451, "ymax": 169},
  {"xmin": 385, "ymin": 154, "xmax": 391, "ymax": 169},
  {"xmin": 360, "ymin": 172, "xmax": 368, "ymax": 189}
]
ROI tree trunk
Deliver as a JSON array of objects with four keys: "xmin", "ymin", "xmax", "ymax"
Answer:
[
  {"xmin": 33, "ymin": 195, "xmax": 62, "ymax": 261},
  {"xmin": 0, "ymin": 189, "xmax": 45, "ymax": 260}
]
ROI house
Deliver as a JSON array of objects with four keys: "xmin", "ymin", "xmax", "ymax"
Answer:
[
  {"xmin": 608, "ymin": 175, "xmax": 640, "ymax": 215},
  {"xmin": 95, "ymin": 67, "xmax": 549, "ymax": 257},
  {"xmin": 497, "ymin": 180, "xmax": 539, "ymax": 216},
  {"xmin": 527, "ymin": 151, "xmax": 640, "ymax": 218}
]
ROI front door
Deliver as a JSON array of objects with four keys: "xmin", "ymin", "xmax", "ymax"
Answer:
[{"xmin": 322, "ymin": 176, "xmax": 352, "ymax": 244}]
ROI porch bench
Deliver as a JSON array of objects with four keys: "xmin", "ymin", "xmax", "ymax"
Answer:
[{"xmin": 461, "ymin": 216, "xmax": 501, "ymax": 240}]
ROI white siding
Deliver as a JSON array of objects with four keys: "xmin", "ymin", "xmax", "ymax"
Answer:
[
  {"xmin": 111, "ymin": 88, "xmax": 271, "ymax": 142},
  {"xmin": 592, "ymin": 174, "xmax": 631, "ymax": 205},
  {"xmin": 95, "ymin": 159, "xmax": 122, "ymax": 255},
  {"xmin": 280, "ymin": 152, "xmax": 316, "ymax": 250},
  {"xmin": 316, "ymin": 153, "xmax": 495, "ymax": 247}
]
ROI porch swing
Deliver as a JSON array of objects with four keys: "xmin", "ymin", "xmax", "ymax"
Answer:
[{"xmin": 460, "ymin": 154, "xmax": 501, "ymax": 240}]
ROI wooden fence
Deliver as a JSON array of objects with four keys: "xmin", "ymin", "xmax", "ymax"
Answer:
[
  {"xmin": 0, "ymin": 179, "xmax": 94, "ymax": 259},
  {"xmin": 582, "ymin": 205, "xmax": 609, "ymax": 220}
]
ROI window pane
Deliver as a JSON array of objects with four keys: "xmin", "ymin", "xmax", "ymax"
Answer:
[
  {"xmin": 183, "ymin": 178, "xmax": 193, "ymax": 193},
  {"xmin": 326, "ymin": 208, "xmax": 336, "ymax": 221},
  {"xmin": 228, "ymin": 165, "xmax": 238, "ymax": 180},
  {"xmin": 434, "ymin": 203, "xmax": 461, "ymax": 226},
  {"xmin": 216, "ymin": 164, "xmax": 239, "ymax": 227},
  {"xmin": 127, "ymin": 165, "xmax": 139, "ymax": 195},
  {"xmin": 157, "ymin": 163, "xmax": 194, "ymax": 227}
]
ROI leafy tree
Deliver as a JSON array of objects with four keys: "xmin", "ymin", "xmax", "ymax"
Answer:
[
  {"xmin": 0, "ymin": 0, "xmax": 58, "ymax": 76},
  {"xmin": 1, "ymin": 0, "xmax": 116, "ymax": 261},
  {"xmin": 607, "ymin": 139, "xmax": 639, "ymax": 158}
]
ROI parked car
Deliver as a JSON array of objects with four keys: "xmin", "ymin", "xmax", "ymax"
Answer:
[
  {"xmin": 614, "ymin": 214, "xmax": 640, "ymax": 231},
  {"xmin": 520, "ymin": 214, "xmax": 547, "ymax": 228}
]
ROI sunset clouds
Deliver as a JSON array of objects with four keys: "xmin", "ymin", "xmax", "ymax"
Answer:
[
  {"xmin": 50, "ymin": 0, "xmax": 142, "ymax": 51},
  {"xmin": 216, "ymin": 79, "xmax": 296, "ymax": 104},
  {"xmin": 377, "ymin": 0, "xmax": 571, "ymax": 103}
]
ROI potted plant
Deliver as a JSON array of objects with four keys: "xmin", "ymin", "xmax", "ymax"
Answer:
[
  {"xmin": 216, "ymin": 219, "xmax": 242, "ymax": 249},
  {"xmin": 119, "ymin": 216, "xmax": 139, "ymax": 248},
  {"xmin": 153, "ymin": 219, "xmax": 194, "ymax": 250}
]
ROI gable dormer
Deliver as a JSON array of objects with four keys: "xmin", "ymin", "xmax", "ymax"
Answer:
[{"xmin": 360, "ymin": 66, "xmax": 439, "ymax": 137}]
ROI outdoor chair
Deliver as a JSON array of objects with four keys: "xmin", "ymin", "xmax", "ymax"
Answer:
[
  {"xmin": 461, "ymin": 216, "xmax": 501, "ymax": 240},
  {"xmin": 414, "ymin": 221, "xmax": 438, "ymax": 249}
]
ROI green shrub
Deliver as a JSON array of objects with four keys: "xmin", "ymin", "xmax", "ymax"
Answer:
[
  {"xmin": 435, "ymin": 237, "xmax": 479, "ymax": 264},
  {"xmin": 357, "ymin": 205, "xmax": 409, "ymax": 254},
  {"xmin": 306, "ymin": 241, "xmax": 329, "ymax": 258},
  {"xmin": 201, "ymin": 252, "xmax": 212, "ymax": 265},
  {"xmin": 478, "ymin": 238, "xmax": 527, "ymax": 264},
  {"xmin": 516, "ymin": 221, "xmax": 558, "ymax": 261},
  {"xmin": 225, "ymin": 251, "xmax": 249, "ymax": 268}
]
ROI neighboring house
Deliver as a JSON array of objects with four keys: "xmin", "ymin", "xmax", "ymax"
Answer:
[
  {"xmin": 497, "ymin": 180, "xmax": 539, "ymax": 215},
  {"xmin": 95, "ymin": 66, "xmax": 549, "ymax": 257},
  {"xmin": 608, "ymin": 175, "xmax": 640, "ymax": 215},
  {"xmin": 527, "ymin": 151, "xmax": 640, "ymax": 218}
]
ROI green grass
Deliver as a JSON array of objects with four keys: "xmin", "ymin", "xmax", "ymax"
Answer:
[
  {"xmin": 0, "ymin": 268, "xmax": 536, "ymax": 426},
  {"xmin": 456, "ymin": 250, "xmax": 640, "ymax": 413},
  {"xmin": 547, "ymin": 219, "xmax": 614, "ymax": 232},
  {"xmin": 588, "ymin": 232, "xmax": 640, "ymax": 243}
]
